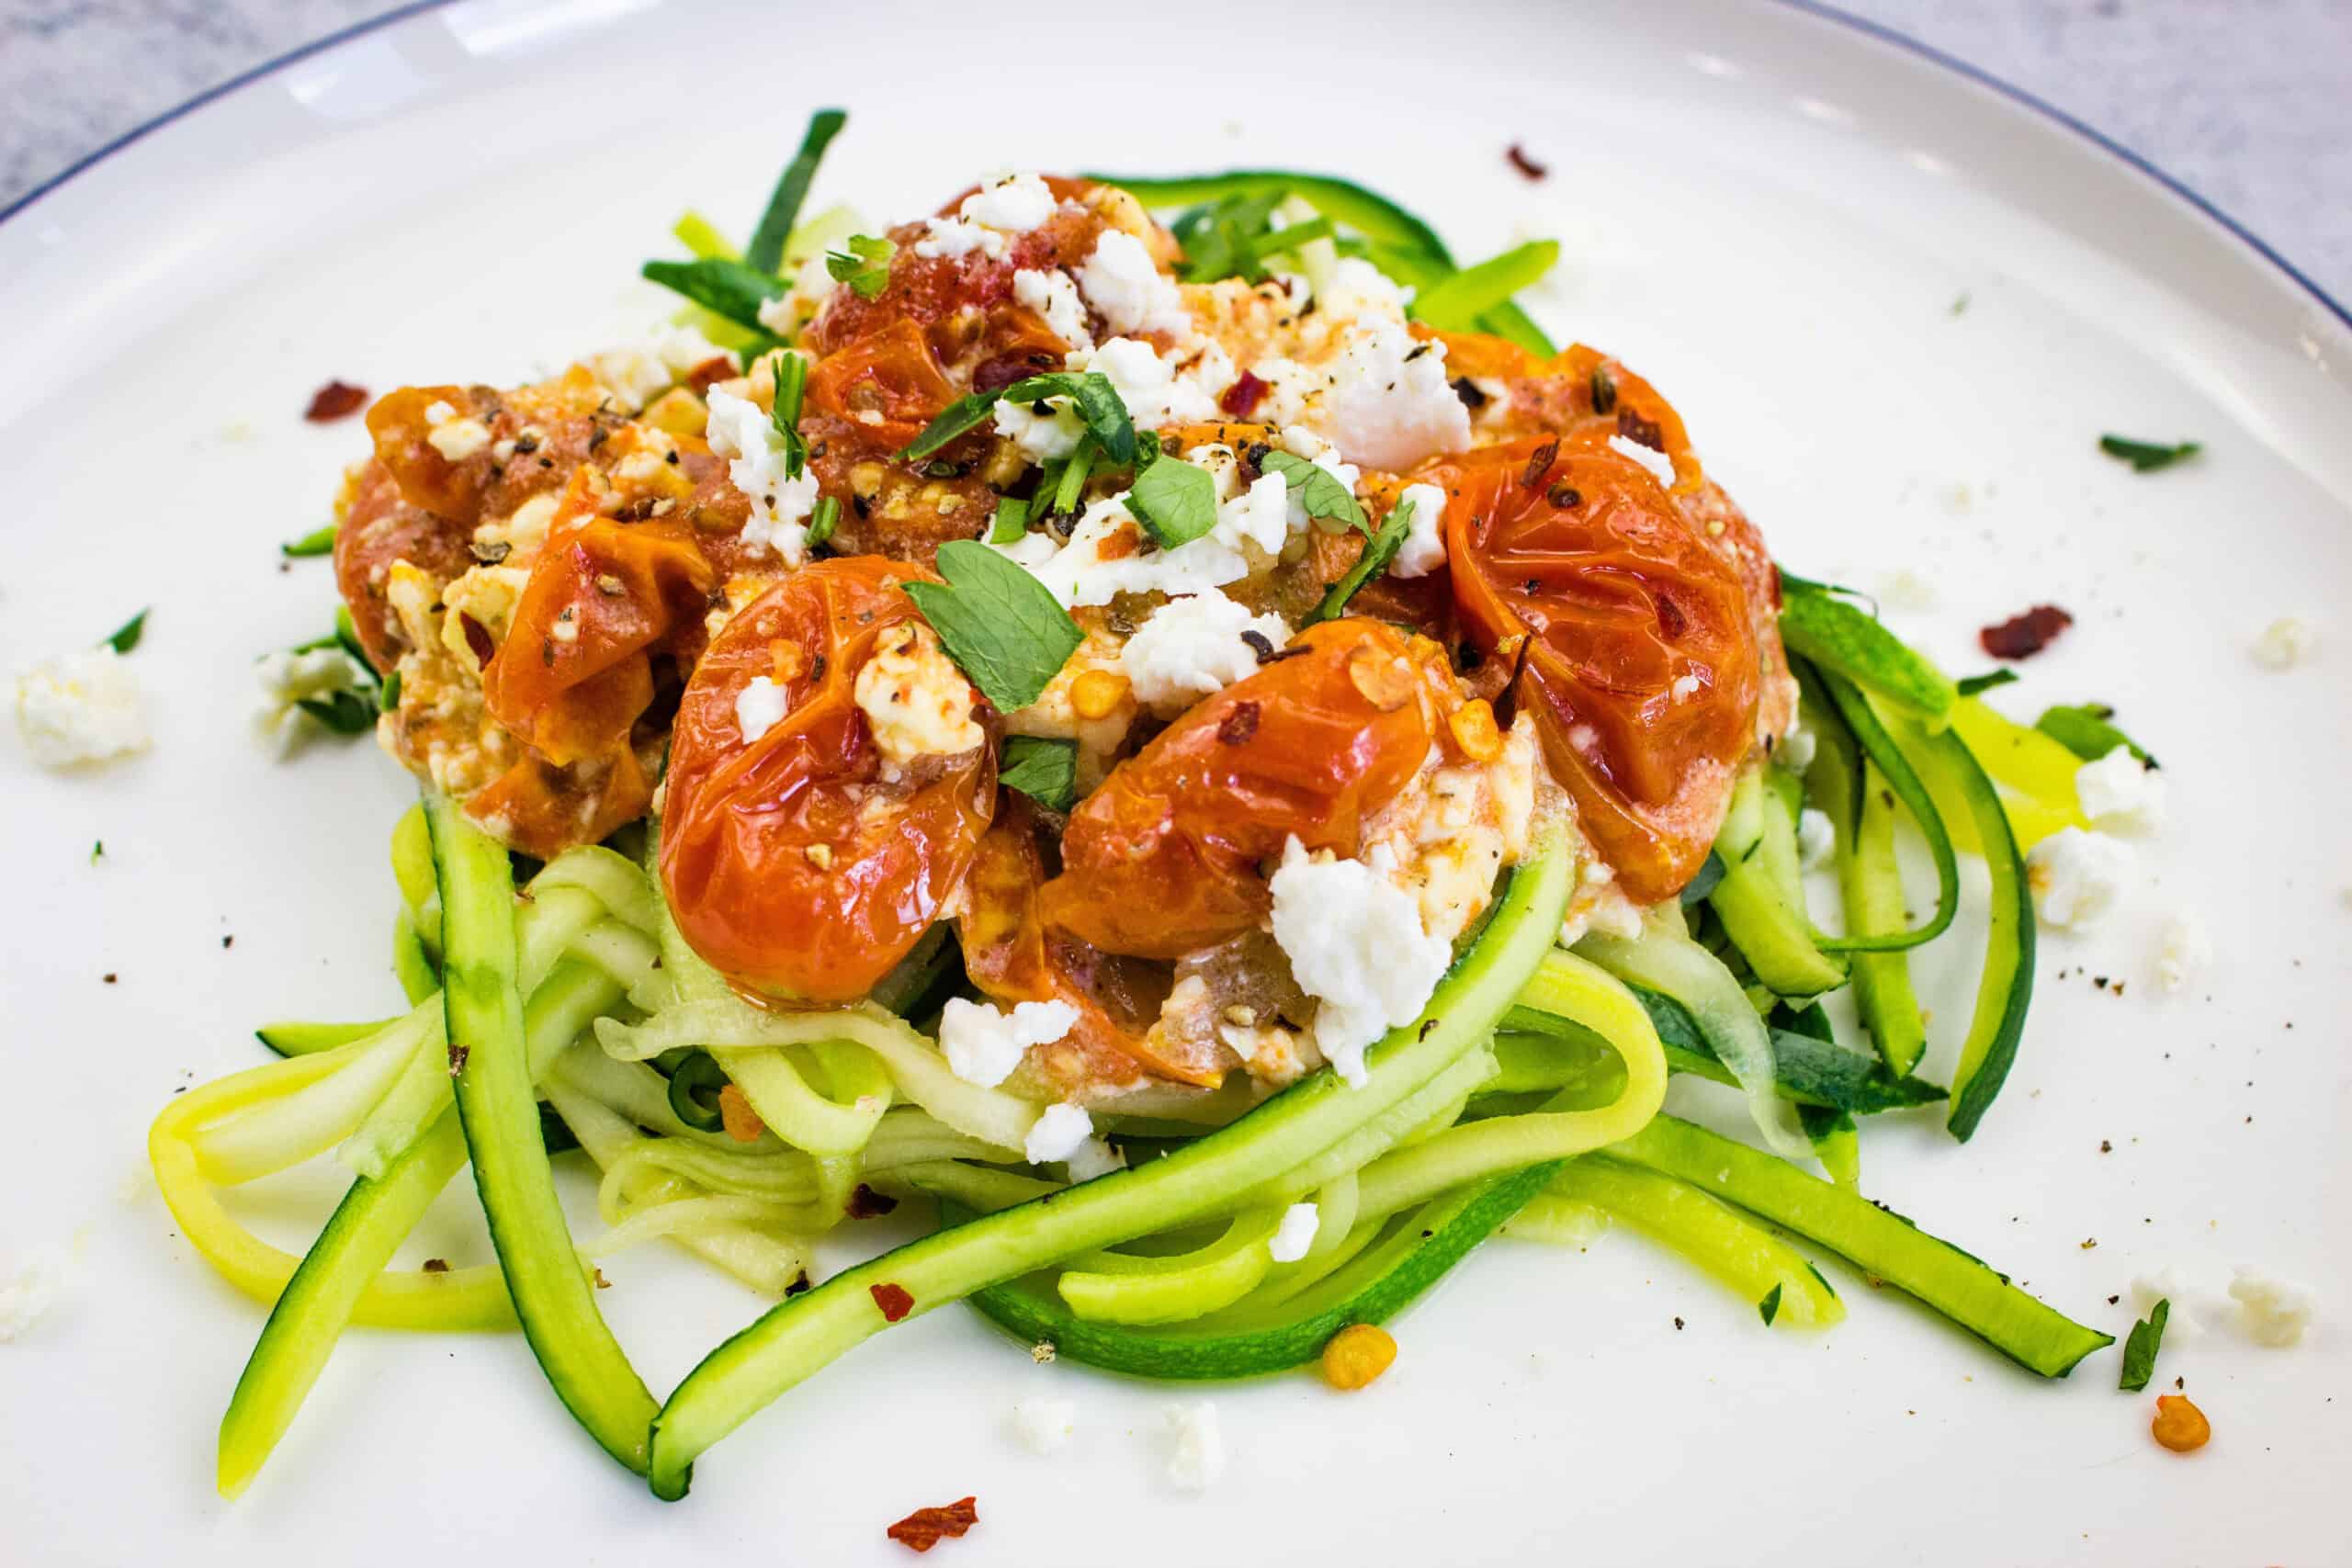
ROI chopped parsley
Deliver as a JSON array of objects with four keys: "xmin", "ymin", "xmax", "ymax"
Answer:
[
  {"xmin": 2036, "ymin": 701, "xmax": 2157, "ymax": 769},
  {"xmin": 299, "ymin": 688, "xmax": 378, "ymax": 736},
  {"xmin": 1305, "ymin": 497, "xmax": 1413, "ymax": 625},
  {"xmin": 640, "ymin": 256, "xmax": 791, "ymax": 335},
  {"xmin": 1261, "ymin": 449, "xmax": 1367, "ymax": 536},
  {"xmin": 902, "ymin": 540, "xmax": 1082, "ymax": 713},
  {"xmin": 744, "ymin": 108, "xmax": 847, "ymax": 275},
  {"xmin": 1953, "ymin": 670, "xmax": 2018, "ymax": 697},
  {"xmin": 1757, "ymin": 1282, "xmax": 1784, "ymax": 1327},
  {"xmin": 2098, "ymin": 434, "xmax": 2201, "ymax": 473},
  {"xmin": 804, "ymin": 495, "xmax": 841, "ymax": 551},
  {"xmin": 90, "ymin": 840, "xmax": 104, "ymax": 865},
  {"xmin": 1170, "ymin": 188, "xmax": 1291, "ymax": 284},
  {"xmin": 998, "ymin": 735, "xmax": 1079, "ymax": 813},
  {"xmin": 989, "ymin": 496, "xmax": 1030, "ymax": 545},
  {"xmin": 767, "ymin": 351, "xmax": 810, "ymax": 479},
  {"xmin": 101, "ymin": 608, "xmax": 150, "ymax": 654},
  {"xmin": 2118, "ymin": 1298, "xmax": 2168, "ymax": 1391},
  {"xmin": 281, "ymin": 524, "xmax": 338, "ymax": 558},
  {"xmin": 1125, "ymin": 447, "xmax": 1219, "ymax": 549},
  {"xmin": 825, "ymin": 234, "xmax": 896, "ymax": 300},
  {"xmin": 900, "ymin": 371, "xmax": 1135, "ymax": 466}
]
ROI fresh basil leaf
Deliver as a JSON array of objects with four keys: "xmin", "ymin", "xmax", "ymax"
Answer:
[
  {"xmin": 900, "ymin": 371, "xmax": 1134, "ymax": 467},
  {"xmin": 2098, "ymin": 434, "xmax": 2201, "ymax": 473},
  {"xmin": 2036, "ymin": 702, "xmax": 2157, "ymax": 769},
  {"xmin": 825, "ymin": 234, "xmax": 895, "ymax": 300},
  {"xmin": 1261, "ymin": 449, "xmax": 1367, "ymax": 536},
  {"xmin": 1305, "ymin": 497, "xmax": 1412, "ymax": 625},
  {"xmin": 804, "ymin": 495, "xmax": 841, "ymax": 551},
  {"xmin": 989, "ymin": 495, "xmax": 1030, "ymax": 545},
  {"xmin": 1757, "ymin": 1282, "xmax": 1783, "ymax": 1327},
  {"xmin": 1954, "ymin": 670, "xmax": 2018, "ymax": 697},
  {"xmin": 1126, "ymin": 450, "xmax": 1219, "ymax": 549},
  {"xmin": 1171, "ymin": 189, "xmax": 1290, "ymax": 283},
  {"xmin": 641, "ymin": 257, "xmax": 789, "ymax": 334},
  {"xmin": 744, "ymin": 108, "xmax": 847, "ymax": 274},
  {"xmin": 999, "ymin": 735, "xmax": 1079, "ymax": 812},
  {"xmin": 903, "ymin": 540, "xmax": 1083, "ymax": 713},
  {"xmin": 101, "ymin": 608, "xmax": 151, "ymax": 654},
  {"xmin": 281, "ymin": 524, "xmax": 337, "ymax": 558},
  {"xmin": 768, "ymin": 351, "xmax": 809, "ymax": 479},
  {"xmin": 2119, "ymin": 1298, "xmax": 2168, "ymax": 1391}
]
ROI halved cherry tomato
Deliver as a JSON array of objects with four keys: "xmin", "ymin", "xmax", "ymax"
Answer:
[
  {"xmin": 660, "ymin": 557, "xmax": 993, "ymax": 1002},
  {"xmin": 1433, "ymin": 430, "xmax": 1759, "ymax": 902},
  {"xmin": 960, "ymin": 797, "xmax": 1211, "ymax": 1089},
  {"xmin": 1041, "ymin": 619, "xmax": 1456, "ymax": 960},
  {"xmin": 1430, "ymin": 332, "xmax": 1701, "ymax": 492}
]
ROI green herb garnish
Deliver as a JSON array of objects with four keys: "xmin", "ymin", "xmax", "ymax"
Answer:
[
  {"xmin": 1305, "ymin": 497, "xmax": 1412, "ymax": 625},
  {"xmin": 297, "ymin": 689, "xmax": 378, "ymax": 736},
  {"xmin": 900, "ymin": 371, "xmax": 1135, "ymax": 466},
  {"xmin": 90, "ymin": 840, "xmax": 104, "ymax": 865},
  {"xmin": 281, "ymin": 525, "xmax": 337, "ymax": 558},
  {"xmin": 1170, "ymin": 188, "xmax": 1291, "ymax": 283},
  {"xmin": 640, "ymin": 257, "xmax": 790, "ymax": 335},
  {"xmin": 2036, "ymin": 702, "xmax": 2157, "ymax": 769},
  {"xmin": 989, "ymin": 496, "xmax": 1031, "ymax": 545},
  {"xmin": 1758, "ymin": 1282, "xmax": 1784, "ymax": 1327},
  {"xmin": 805, "ymin": 495, "xmax": 841, "ymax": 551},
  {"xmin": 1250, "ymin": 215, "xmax": 1334, "ymax": 262},
  {"xmin": 2098, "ymin": 434, "xmax": 2201, "ymax": 473},
  {"xmin": 1125, "ymin": 449, "xmax": 1219, "ymax": 549},
  {"xmin": 101, "ymin": 609, "xmax": 150, "ymax": 654},
  {"xmin": 2118, "ymin": 1298, "xmax": 2168, "ymax": 1391},
  {"xmin": 902, "ymin": 540, "xmax": 1083, "ymax": 713},
  {"xmin": 379, "ymin": 667, "xmax": 402, "ymax": 715},
  {"xmin": 1052, "ymin": 436, "xmax": 1098, "ymax": 516},
  {"xmin": 1954, "ymin": 670, "xmax": 2018, "ymax": 697},
  {"xmin": 744, "ymin": 109, "xmax": 847, "ymax": 274},
  {"xmin": 825, "ymin": 234, "xmax": 896, "ymax": 301},
  {"xmin": 768, "ymin": 351, "xmax": 809, "ymax": 479},
  {"xmin": 1261, "ymin": 449, "xmax": 1367, "ymax": 536},
  {"xmin": 999, "ymin": 736, "xmax": 1079, "ymax": 812}
]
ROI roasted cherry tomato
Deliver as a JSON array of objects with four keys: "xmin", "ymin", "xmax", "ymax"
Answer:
[
  {"xmin": 960, "ymin": 798, "xmax": 1213, "ymax": 1089},
  {"xmin": 660, "ymin": 557, "xmax": 993, "ymax": 1002},
  {"xmin": 1041, "ymin": 619, "xmax": 1456, "ymax": 960},
  {"xmin": 1430, "ymin": 332, "xmax": 1701, "ymax": 492},
  {"xmin": 1432, "ymin": 430, "xmax": 1759, "ymax": 902}
]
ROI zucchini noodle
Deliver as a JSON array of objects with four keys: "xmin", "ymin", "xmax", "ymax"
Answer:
[
  {"xmin": 1057, "ymin": 1207, "xmax": 1287, "ymax": 1325},
  {"xmin": 1547, "ymin": 1159, "xmax": 1844, "ymax": 1328},
  {"xmin": 192, "ymin": 1007, "xmax": 432, "ymax": 1185}
]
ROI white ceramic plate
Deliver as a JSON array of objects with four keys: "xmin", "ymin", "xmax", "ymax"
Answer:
[{"xmin": 5, "ymin": 2, "xmax": 2346, "ymax": 1562}]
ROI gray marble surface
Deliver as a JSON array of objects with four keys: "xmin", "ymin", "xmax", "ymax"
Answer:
[{"xmin": 4, "ymin": 0, "xmax": 2347, "ymax": 300}]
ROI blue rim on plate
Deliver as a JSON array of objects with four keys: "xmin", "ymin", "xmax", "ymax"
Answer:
[{"xmin": 2, "ymin": 0, "xmax": 2344, "ymax": 336}]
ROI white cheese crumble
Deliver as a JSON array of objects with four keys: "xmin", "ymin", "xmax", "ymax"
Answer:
[
  {"xmin": 1080, "ymin": 336, "xmax": 1219, "ymax": 428},
  {"xmin": 13, "ymin": 647, "xmax": 149, "ymax": 768},
  {"xmin": 961, "ymin": 172, "xmax": 1058, "ymax": 232},
  {"xmin": 1065, "ymin": 1136, "xmax": 1126, "ymax": 1183},
  {"xmin": 1268, "ymin": 837, "xmax": 1453, "ymax": 1087},
  {"xmin": 1389, "ymin": 481, "xmax": 1450, "ymax": 579},
  {"xmin": 2024, "ymin": 827, "xmax": 2133, "ymax": 929},
  {"xmin": 1268, "ymin": 1201, "xmax": 1321, "ymax": 1264},
  {"xmin": 2153, "ymin": 910, "xmax": 2211, "ymax": 994},
  {"xmin": 1796, "ymin": 807, "xmax": 1835, "ymax": 869},
  {"xmin": 1777, "ymin": 722, "xmax": 1817, "ymax": 773},
  {"xmin": 2130, "ymin": 1268, "xmax": 2223, "ymax": 1343},
  {"xmin": 1077, "ymin": 230, "xmax": 1190, "ymax": 337},
  {"xmin": 1609, "ymin": 433, "xmax": 1676, "ymax": 488},
  {"xmin": 733, "ymin": 675, "xmax": 789, "ymax": 744},
  {"xmin": 1009, "ymin": 1395, "xmax": 1076, "ymax": 1455},
  {"xmin": 1164, "ymin": 1401, "xmax": 1225, "ymax": 1492},
  {"xmin": 1024, "ymin": 1101, "xmax": 1094, "ymax": 1165},
  {"xmin": 426, "ymin": 415, "xmax": 492, "ymax": 462},
  {"xmin": 2229, "ymin": 1265, "xmax": 2317, "ymax": 1347},
  {"xmin": 704, "ymin": 388, "xmax": 819, "ymax": 564},
  {"xmin": 912, "ymin": 215, "xmax": 1008, "ymax": 261},
  {"xmin": 993, "ymin": 395, "xmax": 1087, "ymax": 464},
  {"xmin": 852, "ymin": 621, "xmax": 983, "ymax": 772},
  {"xmin": 1119, "ymin": 594, "xmax": 1291, "ymax": 715},
  {"xmin": 0, "ymin": 1251, "xmax": 66, "ymax": 1343},
  {"xmin": 1013, "ymin": 266, "xmax": 1091, "ymax": 348},
  {"xmin": 1319, "ymin": 255, "xmax": 1413, "ymax": 315},
  {"xmin": 937, "ymin": 998, "xmax": 1080, "ymax": 1089},
  {"xmin": 252, "ymin": 646, "xmax": 374, "ymax": 756},
  {"xmin": 1313, "ymin": 316, "xmax": 1469, "ymax": 472},
  {"xmin": 590, "ymin": 325, "xmax": 740, "ymax": 411},
  {"xmin": 2074, "ymin": 747, "xmax": 2166, "ymax": 833},
  {"xmin": 2252, "ymin": 616, "xmax": 2316, "ymax": 670},
  {"xmin": 1005, "ymin": 496, "xmax": 1250, "ymax": 608}
]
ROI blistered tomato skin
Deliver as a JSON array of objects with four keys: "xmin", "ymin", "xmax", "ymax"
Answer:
[
  {"xmin": 1041, "ymin": 619, "xmax": 1455, "ymax": 961},
  {"xmin": 659, "ymin": 558, "xmax": 994, "ymax": 1003},
  {"xmin": 1434, "ymin": 430, "xmax": 1760, "ymax": 903}
]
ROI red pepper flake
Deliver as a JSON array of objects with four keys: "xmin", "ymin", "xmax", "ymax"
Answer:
[
  {"xmin": 1218, "ymin": 369, "xmax": 1271, "ymax": 419},
  {"xmin": 1506, "ymin": 143, "xmax": 1549, "ymax": 181},
  {"xmin": 886, "ymin": 1496, "xmax": 978, "ymax": 1553},
  {"xmin": 1216, "ymin": 700, "xmax": 1262, "ymax": 746},
  {"xmin": 1616, "ymin": 407, "xmax": 1665, "ymax": 452},
  {"xmin": 447, "ymin": 1043, "xmax": 469, "ymax": 1076},
  {"xmin": 870, "ymin": 1281, "xmax": 914, "ymax": 1323},
  {"xmin": 1979, "ymin": 604, "xmax": 2074, "ymax": 660},
  {"xmin": 421, "ymin": 1258, "xmax": 449, "ymax": 1273},
  {"xmin": 847, "ymin": 1183, "xmax": 899, "ymax": 1219},
  {"xmin": 304, "ymin": 380, "xmax": 369, "ymax": 422},
  {"xmin": 1520, "ymin": 439, "xmax": 1560, "ymax": 489}
]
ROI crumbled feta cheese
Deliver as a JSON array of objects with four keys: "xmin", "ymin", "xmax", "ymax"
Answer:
[
  {"xmin": 13, "ymin": 648, "xmax": 149, "ymax": 768},
  {"xmin": 252, "ymin": 646, "xmax": 374, "ymax": 756},
  {"xmin": 2074, "ymin": 747, "xmax": 2166, "ymax": 833},
  {"xmin": 2252, "ymin": 616, "xmax": 2316, "ymax": 670},
  {"xmin": 423, "ymin": 399, "xmax": 456, "ymax": 425},
  {"xmin": 1164, "ymin": 1401, "xmax": 1225, "ymax": 1492},
  {"xmin": 1077, "ymin": 231, "xmax": 1189, "ymax": 338},
  {"xmin": 1389, "ymin": 481, "xmax": 1449, "ymax": 578},
  {"xmin": 426, "ymin": 416, "xmax": 492, "ymax": 462},
  {"xmin": 705, "ymin": 388, "xmax": 820, "ymax": 564},
  {"xmin": 960, "ymin": 172, "xmax": 1058, "ymax": 233},
  {"xmin": 1010, "ymin": 496, "xmax": 1251, "ymax": 607},
  {"xmin": 1119, "ymin": 594, "xmax": 1291, "ymax": 715},
  {"xmin": 2130, "ymin": 1268, "xmax": 2222, "ymax": 1343},
  {"xmin": 2025, "ymin": 827, "xmax": 2133, "ymax": 929},
  {"xmin": 938, "ymin": 998, "xmax": 1080, "ymax": 1089},
  {"xmin": 1796, "ymin": 807, "xmax": 1835, "ymax": 869},
  {"xmin": 1311, "ymin": 316, "xmax": 1469, "ymax": 471},
  {"xmin": 1064, "ymin": 1137, "xmax": 1125, "ymax": 1183},
  {"xmin": 1013, "ymin": 267, "xmax": 1091, "ymax": 349},
  {"xmin": 1275, "ymin": 424, "xmax": 1364, "ymax": 531},
  {"xmin": 993, "ymin": 395, "xmax": 1087, "ymax": 464},
  {"xmin": 912, "ymin": 215, "xmax": 1007, "ymax": 261},
  {"xmin": 2229, "ymin": 1265, "xmax": 2317, "ymax": 1347},
  {"xmin": 1215, "ymin": 469, "xmax": 1293, "ymax": 556},
  {"xmin": 1269, "ymin": 838, "xmax": 1454, "ymax": 1086},
  {"xmin": 1079, "ymin": 336, "xmax": 1219, "ymax": 428},
  {"xmin": 1318, "ymin": 255, "xmax": 1413, "ymax": 315},
  {"xmin": 734, "ymin": 675, "xmax": 789, "ymax": 744},
  {"xmin": 0, "ymin": 1250, "xmax": 67, "ymax": 1342},
  {"xmin": 1009, "ymin": 1395, "xmax": 1075, "ymax": 1454},
  {"xmin": 853, "ymin": 621, "xmax": 984, "ymax": 772},
  {"xmin": 2153, "ymin": 911, "xmax": 2211, "ymax": 994},
  {"xmin": 1024, "ymin": 1101, "xmax": 1094, "ymax": 1165},
  {"xmin": 1268, "ymin": 1202, "xmax": 1320, "ymax": 1264},
  {"xmin": 1610, "ymin": 433, "xmax": 1677, "ymax": 488},
  {"xmin": 1777, "ymin": 722, "xmax": 1816, "ymax": 773}
]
